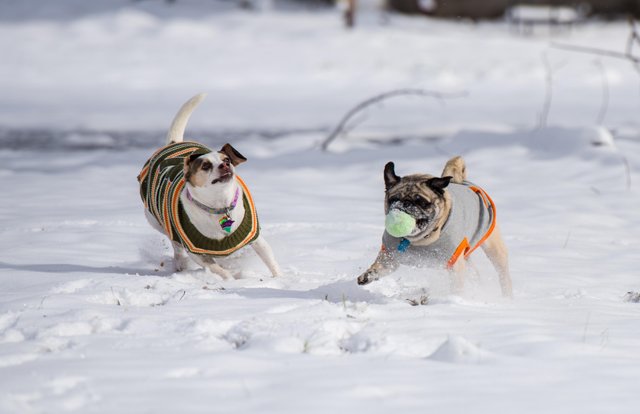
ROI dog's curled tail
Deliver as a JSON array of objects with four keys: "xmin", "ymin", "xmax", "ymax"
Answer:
[
  {"xmin": 166, "ymin": 93, "xmax": 207, "ymax": 145},
  {"xmin": 442, "ymin": 156, "xmax": 466, "ymax": 184}
]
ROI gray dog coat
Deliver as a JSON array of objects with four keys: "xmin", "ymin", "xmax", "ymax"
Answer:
[{"xmin": 382, "ymin": 181, "xmax": 496, "ymax": 268}]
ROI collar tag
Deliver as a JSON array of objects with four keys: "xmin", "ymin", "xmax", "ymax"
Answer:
[
  {"xmin": 219, "ymin": 215, "xmax": 235, "ymax": 233},
  {"xmin": 398, "ymin": 238, "xmax": 410, "ymax": 252}
]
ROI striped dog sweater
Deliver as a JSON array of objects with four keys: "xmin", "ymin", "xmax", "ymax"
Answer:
[{"xmin": 138, "ymin": 142, "xmax": 260, "ymax": 257}]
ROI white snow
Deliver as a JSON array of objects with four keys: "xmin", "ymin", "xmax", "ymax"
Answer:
[{"xmin": 1, "ymin": 1, "xmax": 640, "ymax": 413}]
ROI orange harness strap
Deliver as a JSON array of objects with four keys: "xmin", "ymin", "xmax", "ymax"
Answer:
[{"xmin": 446, "ymin": 186, "xmax": 497, "ymax": 269}]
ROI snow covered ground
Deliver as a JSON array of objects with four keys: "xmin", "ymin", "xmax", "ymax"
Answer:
[{"xmin": 1, "ymin": 1, "xmax": 640, "ymax": 413}]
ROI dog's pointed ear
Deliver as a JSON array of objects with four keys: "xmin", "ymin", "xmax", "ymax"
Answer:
[
  {"xmin": 384, "ymin": 162, "xmax": 401, "ymax": 190},
  {"xmin": 220, "ymin": 143, "xmax": 247, "ymax": 166},
  {"xmin": 426, "ymin": 176, "xmax": 452, "ymax": 196}
]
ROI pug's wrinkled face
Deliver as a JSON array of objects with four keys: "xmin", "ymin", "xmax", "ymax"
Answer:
[
  {"xmin": 184, "ymin": 143, "xmax": 247, "ymax": 188},
  {"xmin": 383, "ymin": 162, "xmax": 452, "ymax": 240}
]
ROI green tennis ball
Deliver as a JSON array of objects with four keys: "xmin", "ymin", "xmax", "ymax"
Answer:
[{"xmin": 385, "ymin": 209, "xmax": 416, "ymax": 238}]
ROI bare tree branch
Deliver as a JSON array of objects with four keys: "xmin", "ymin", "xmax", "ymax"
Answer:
[
  {"xmin": 320, "ymin": 88, "xmax": 466, "ymax": 151},
  {"xmin": 551, "ymin": 17, "xmax": 640, "ymax": 73},
  {"xmin": 550, "ymin": 18, "xmax": 635, "ymax": 191},
  {"xmin": 538, "ymin": 53, "xmax": 566, "ymax": 129},
  {"xmin": 539, "ymin": 53, "xmax": 553, "ymax": 129},
  {"xmin": 593, "ymin": 59, "xmax": 609, "ymax": 125},
  {"xmin": 625, "ymin": 16, "xmax": 640, "ymax": 68},
  {"xmin": 622, "ymin": 155, "xmax": 632, "ymax": 190},
  {"xmin": 551, "ymin": 42, "xmax": 638, "ymax": 63}
]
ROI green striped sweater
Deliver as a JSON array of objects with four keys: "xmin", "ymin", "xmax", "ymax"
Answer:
[{"xmin": 138, "ymin": 142, "xmax": 260, "ymax": 257}]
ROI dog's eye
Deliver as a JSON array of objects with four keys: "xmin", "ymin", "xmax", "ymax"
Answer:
[
  {"xmin": 223, "ymin": 158, "xmax": 231, "ymax": 166},
  {"xmin": 201, "ymin": 162, "xmax": 212, "ymax": 171},
  {"xmin": 414, "ymin": 196, "xmax": 431, "ymax": 208}
]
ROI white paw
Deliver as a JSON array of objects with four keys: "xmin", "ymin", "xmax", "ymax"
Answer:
[
  {"xmin": 270, "ymin": 264, "xmax": 283, "ymax": 277},
  {"xmin": 174, "ymin": 259, "xmax": 188, "ymax": 272},
  {"xmin": 205, "ymin": 265, "xmax": 233, "ymax": 280}
]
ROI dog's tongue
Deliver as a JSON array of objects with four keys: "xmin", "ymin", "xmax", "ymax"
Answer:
[{"xmin": 385, "ymin": 210, "xmax": 416, "ymax": 238}]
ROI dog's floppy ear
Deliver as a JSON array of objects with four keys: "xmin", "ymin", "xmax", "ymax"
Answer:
[
  {"xmin": 426, "ymin": 176, "xmax": 452, "ymax": 196},
  {"xmin": 183, "ymin": 152, "xmax": 203, "ymax": 179},
  {"xmin": 384, "ymin": 162, "xmax": 401, "ymax": 190},
  {"xmin": 220, "ymin": 143, "xmax": 247, "ymax": 166},
  {"xmin": 184, "ymin": 152, "xmax": 202, "ymax": 170}
]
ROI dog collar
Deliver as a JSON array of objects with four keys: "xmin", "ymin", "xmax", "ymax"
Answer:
[{"xmin": 185, "ymin": 187, "xmax": 240, "ymax": 216}]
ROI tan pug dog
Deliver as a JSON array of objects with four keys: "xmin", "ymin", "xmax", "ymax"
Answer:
[
  {"xmin": 138, "ymin": 93, "xmax": 281, "ymax": 279},
  {"xmin": 357, "ymin": 157, "xmax": 512, "ymax": 297}
]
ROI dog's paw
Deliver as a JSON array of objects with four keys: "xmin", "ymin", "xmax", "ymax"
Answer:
[
  {"xmin": 406, "ymin": 295, "xmax": 430, "ymax": 306},
  {"xmin": 269, "ymin": 265, "xmax": 283, "ymax": 278},
  {"xmin": 205, "ymin": 264, "xmax": 234, "ymax": 280},
  {"xmin": 173, "ymin": 259, "xmax": 187, "ymax": 273},
  {"xmin": 624, "ymin": 291, "xmax": 640, "ymax": 303},
  {"xmin": 357, "ymin": 271, "xmax": 375, "ymax": 285}
]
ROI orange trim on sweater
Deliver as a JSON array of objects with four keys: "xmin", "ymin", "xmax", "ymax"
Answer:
[
  {"xmin": 446, "ymin": 185, "xmax": 497, "ymax": 268},
  {"xmin": 170, "ymin": 176, "xmax": 259, "ymax": 256},
  {"xmin": 137, "ymin": 165, "xmax": 149, "ymax": 183},
  {"xmin": 162, "ymin": 180, "xmax": 173, "ymax": 239},
  {"xmin": 150, "ymin": 167, "xmax": 161, "ymax": 217},
  {"xmin": 167, "ymin": 147, "xmax": 199, "ymax": 159},
  {"xmin": 447, "ymin": 237, "xmax": 470, "ymax": 269}
]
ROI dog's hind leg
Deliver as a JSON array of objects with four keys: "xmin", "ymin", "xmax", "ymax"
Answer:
[
  {"xmin": 480, "ymin": 226, "xmax": 513, "ymax": 297},
  {"xmin": 442, "ymin": 156, "xmax": 466, "ymax": 184},
  {"xmin": 357, "ymin": 247, "xmax": 399, "ymax": 285},
  {"xmin": 251, "ymin": 236, "xmax": 282, "ymax": 277}
]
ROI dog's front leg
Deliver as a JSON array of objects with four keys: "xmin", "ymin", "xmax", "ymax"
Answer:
[
  {"xmin": 190, "ymin": 254, "xmax": 234, "ymax": 280},
  {"xmin": 205, "ymin": 262, "xmax": 234, "ymax": 280},
  {"xmin": 449, "ymin": 258, "xmax": 466, "ymax": 294},
  {"xmin": 251, "ymin": 236, "xmax": 282, "ymax": 277},
  {"xmin": 357, "ymin": 247, "xmax": 399, "ymax": 285}
]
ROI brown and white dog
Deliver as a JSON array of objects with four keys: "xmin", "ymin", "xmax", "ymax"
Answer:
[
  {"xmin": 357, "ymin": 157, "xmax": 512, "ymax": 297},
  {"xmin": 138, "ymin": 94, "xmax": 281, "ymax": 279}
]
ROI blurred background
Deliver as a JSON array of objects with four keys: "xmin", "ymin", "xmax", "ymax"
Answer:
[{"xmin": 1, "ymin": 0, "xmax": 639, "ymax": 151}]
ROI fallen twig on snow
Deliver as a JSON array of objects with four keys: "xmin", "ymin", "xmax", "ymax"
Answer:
[
  {"xmin": 320, "ymin": 88, "xmax": 467, "ymax": 151},
  {"xmin": 111, "ymin": 287, "xmax": 122, "ymax": 306},
  {"xmin": 153, "ymin": 289, "xmax": 187, "ymax": 307}
]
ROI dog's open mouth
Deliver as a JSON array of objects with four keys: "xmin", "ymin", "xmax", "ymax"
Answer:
[{"xmin": 212, "ymin": 172, "xmax": 233, "ymax": 185}]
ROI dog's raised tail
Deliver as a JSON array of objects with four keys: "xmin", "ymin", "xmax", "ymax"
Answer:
[
  {"xmin": 166, "ymin": 93, "xmax": 207, "ymax": 145},
  {"xmin": 442, "ymin": 156, "xmax": 466, "ymax": 184}
]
